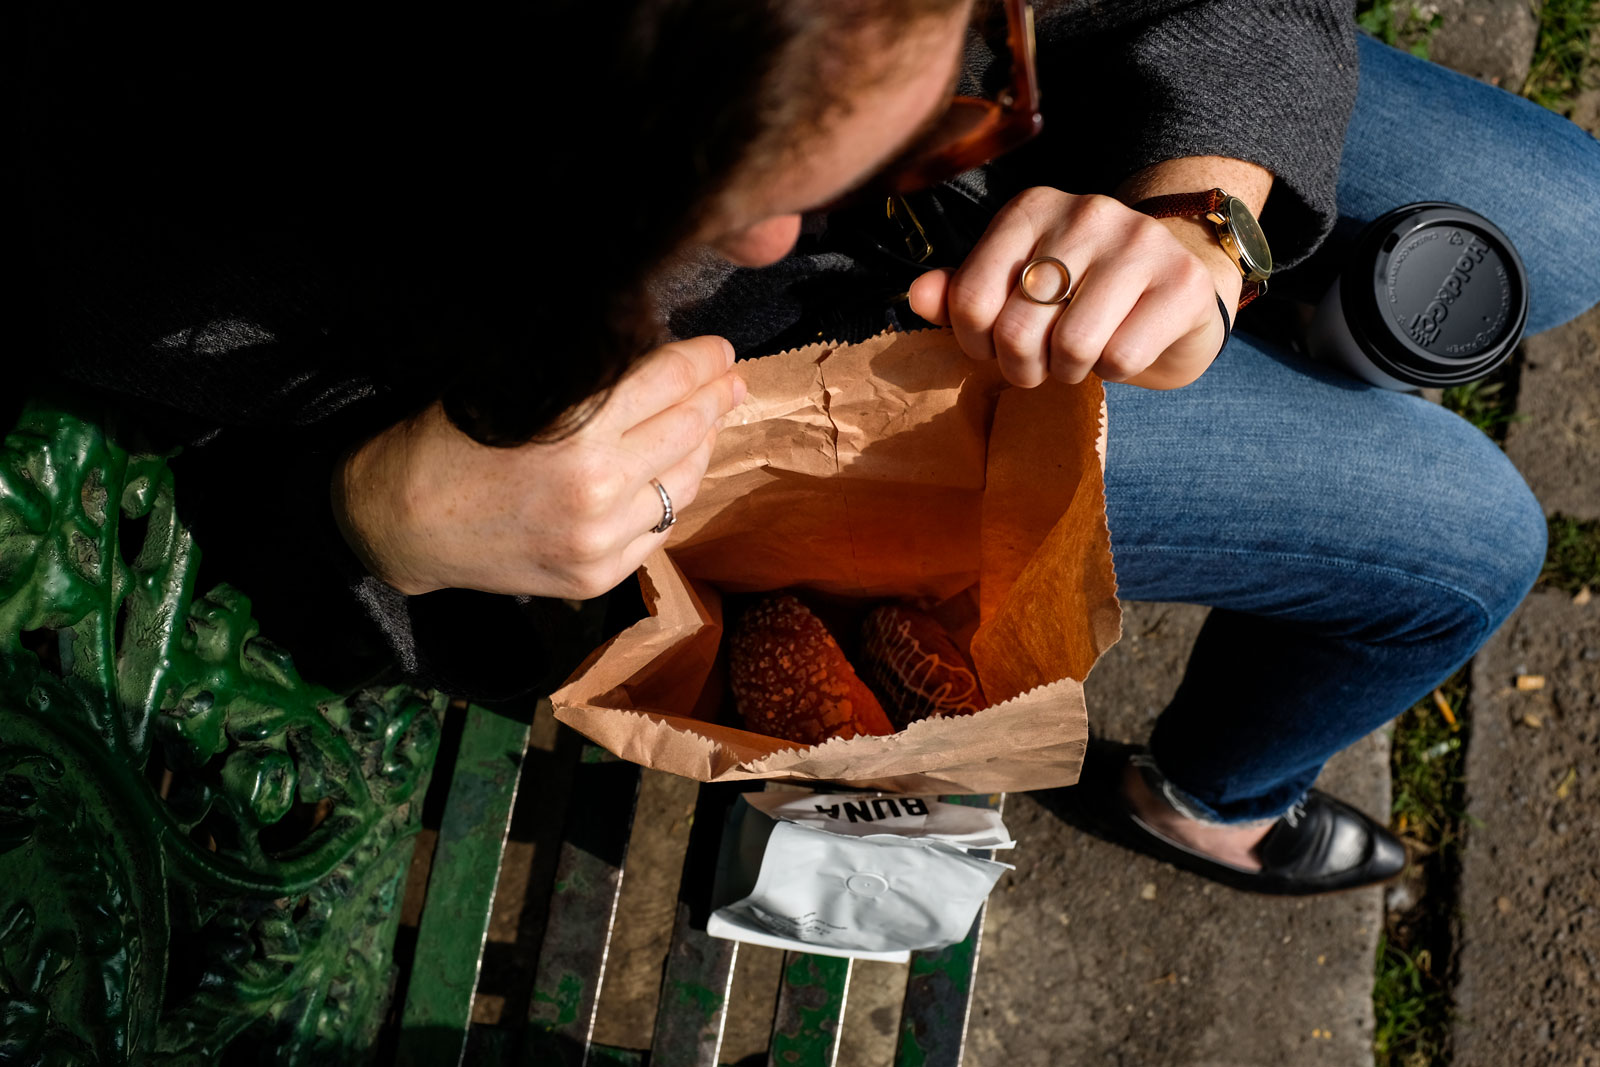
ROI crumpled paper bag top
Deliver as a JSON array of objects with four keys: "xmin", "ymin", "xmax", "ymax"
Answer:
[{"xmin": 551, "ymin": 328, "xmax": 1120, "ymax": 793}]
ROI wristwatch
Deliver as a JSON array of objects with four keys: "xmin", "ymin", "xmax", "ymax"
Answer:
[{"xmin": 1131, "ymin": 188, "xmax": 1272, "ymax": 309}]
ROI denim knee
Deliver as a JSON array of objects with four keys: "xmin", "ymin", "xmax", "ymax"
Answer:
[
  {"xmin": 1469, "ymin": 455, "xmax": 1547, "ymax": 630},
  {"xmin": 1402, "ymin": 427, "xmax": 1546, "ymax": 653},
  {"xmin": 1321, "ymin": 399, "xmax": 1549, "ymax": 656}
]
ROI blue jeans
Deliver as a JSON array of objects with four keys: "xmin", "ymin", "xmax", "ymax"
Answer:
[{"xmin": 1105, "ymin": 35, "xmax": 1600, "ymax": 823}]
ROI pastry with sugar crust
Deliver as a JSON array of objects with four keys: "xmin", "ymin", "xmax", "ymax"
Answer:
[{"xmin": 729, "ymin": 595, "xmax": 895, "ymax": 745}]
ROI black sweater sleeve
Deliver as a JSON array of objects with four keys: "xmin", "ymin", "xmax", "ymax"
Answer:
[{"xmin": 1026, "ymin": 0, "xmax": 1360, "ymax": 270}]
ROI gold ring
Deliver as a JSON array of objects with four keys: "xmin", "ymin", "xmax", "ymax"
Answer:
[{"xmin": 1018, "ymin": 255, "xmax": 1074, "ymax": 305}]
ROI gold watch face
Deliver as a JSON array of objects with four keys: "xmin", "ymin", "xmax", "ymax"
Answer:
[{"xmin": 1222, "ymin": 195, "xmax": 1273, "ymax": 282}]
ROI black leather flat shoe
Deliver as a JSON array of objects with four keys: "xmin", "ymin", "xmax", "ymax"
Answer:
[{"xmin": 1070, "ymin": 739, "xmax": 1407, "ymax": 897}]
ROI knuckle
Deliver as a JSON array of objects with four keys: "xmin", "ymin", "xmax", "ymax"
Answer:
[
  {"xmin": 1177, "ymin": 255, "xmax": 1213, "ymax": 292},
  {"xmin": 565, "ymin": 462, "xmax": 625, "ymax": 517},
  {"xmin": 669, "ymin": 405, "xmax": 714, "ymax": 452},
  {"xmin": 658, "ymin": 349, "xmax": 701, "ymax": 398},
  {"xmin": 1010, "ymin": 185, "xmax": 1063, "ymax": 220},
  {"xmin": 689, "ymin": 393, "xmax": 722, "ymax": 433},
  {"xmin": 1081, "ymin": 193, "xmax": 1126, "ymax": 226},
  {"xmin": 560, "ymin": 521, "xmax": 614, "ymax": 566},
  {"xmin": 1051, "ymin": 323, "xmax": 1097, "ymax": 364},
  {"xmin": 670, "ymin": 475, "xmax": 701, "ymax": 513},
  {"xmin": 946, "ymin": 276, "xmax": 1004, "ymax": 331},
  {"xmin": 990, "ymin": 314, "xmax": 1039, "ymax": 360},
  {"xmin": 1098, "ymin": 342, "xmax": 1146, "ymax": 379}
]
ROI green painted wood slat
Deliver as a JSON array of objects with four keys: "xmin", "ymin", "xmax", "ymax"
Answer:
[
  {"xmin": 893, "ymin": 793, "xmax": 1004, "ymax": 1067},
  {"xmin": 768, "ymin": 952, "xmax": 852, "ymax": 1067},
  {"xmin": 650, "ymin": 782, "xmax": 758, "ymax": 1067},
  {"xmin": 397, "ymin": 703, "xmax": 533, "ymax": 1067},
  {"xmin": 521, "ymin": 745, "xmax": 642, "ymax": 1067}
]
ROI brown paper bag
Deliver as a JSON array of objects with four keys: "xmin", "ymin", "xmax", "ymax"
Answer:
[{"xmin": 552, "ymin": 328, "xmax": 1121, "ymax": 793}]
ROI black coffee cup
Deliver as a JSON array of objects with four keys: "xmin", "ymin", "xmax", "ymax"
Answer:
[{"xmin": 1308, "ymin": 203, "xmax": 1529, "ymax": 390}]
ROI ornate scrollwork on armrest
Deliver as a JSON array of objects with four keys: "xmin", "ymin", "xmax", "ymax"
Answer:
[{"xmin": 0, "ymin": 396, "xmax": 447, "ymax": 1062}]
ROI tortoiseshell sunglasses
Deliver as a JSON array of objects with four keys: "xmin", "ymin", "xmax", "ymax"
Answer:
[{"xmin": 831, "ymin": 0, "xmax": 1041, "ymax": 208}]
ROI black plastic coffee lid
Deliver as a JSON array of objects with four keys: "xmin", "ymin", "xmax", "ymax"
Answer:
[{"xmin": 1343, "ymin": 203, "xmax": 1529, "ymax": 387}]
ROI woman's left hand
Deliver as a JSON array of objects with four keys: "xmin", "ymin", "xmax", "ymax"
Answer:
[{"xmin": 908, "ymin": 186, "xmax": 1245, "ymax": 390}]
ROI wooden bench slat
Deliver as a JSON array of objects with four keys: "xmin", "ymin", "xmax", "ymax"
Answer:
[
  {"xmin": 768, "ymin": 952, "xmax": 853, "ymax": 1067},
  {"xmin": 893, "ymin": 914, "xmax": 986, "ymax": 1067},
  {"xmin": 653, "ymin": 930, "xmax": 740, "ymax": 1067},
  {"xmin": 650, "ymin": 782, "xmax": 754, "ymax": 1067},
  {"xmin": 522, "ymin": 745, "xmax": 642, "ymax": 1066},
  {"xmin": 398, "ymin": 703, "xmax": 532, "ymax": 1067},
  {"xmin": 893, "ymin": 793, "xmax": 1003, "ymax": 1067}
]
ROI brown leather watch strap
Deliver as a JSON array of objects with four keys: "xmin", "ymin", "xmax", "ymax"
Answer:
[
  {"xmin": 1129, "ymin": 188, "xmax": 1263, "ymax": 309},
  {"xmin": 1129, "ymin": 188, "xmax": 1227, "ymax": 219}
]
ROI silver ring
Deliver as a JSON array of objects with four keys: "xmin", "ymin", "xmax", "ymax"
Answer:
[
  {"xmin": 649, "ymin": 478, "xmax": 676, "ymax": 534},
  {"xmin": 1018, "ymin": 255, "xmax": 1074, "ymax": 305}
]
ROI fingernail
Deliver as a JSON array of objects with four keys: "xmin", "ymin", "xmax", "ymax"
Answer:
[{"xmin": 731, "ymin": 373, "xmax": 748, "ymax": 405}]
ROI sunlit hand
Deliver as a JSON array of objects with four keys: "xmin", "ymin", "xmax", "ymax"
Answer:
[
  {"xmin": 908, "ymin": 186, "xmax": 1247, "ymax": 390},
  {"xmin": 335, "ymin": 335, "xmax": 745, "ymax": 599}
]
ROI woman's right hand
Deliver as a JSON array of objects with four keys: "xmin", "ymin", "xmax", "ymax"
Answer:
[{"xmin": 334, "ymin": 334, "xmax": 745, "ymax": 599}]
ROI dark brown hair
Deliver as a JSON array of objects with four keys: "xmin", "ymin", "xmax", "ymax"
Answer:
[{"xmin": 428, "ymin": 0, "xmax": 967, "ymax": 446}]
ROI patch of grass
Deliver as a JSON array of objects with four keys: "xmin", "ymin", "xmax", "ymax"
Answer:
[
  {"xmin": 1389, "ymin": 671, "xmax": 1471, "ymax": 857},
  {"xmin": 1356, "ymin": 1, "xmax": 1447, "ymax": 60},
  {"xmin": 1357, "ymin": 0, "xmax": 1598, "ymax": 113},
  {"xmin": 1440, "ymin": 377, "xmax": 1523, "ymax": 442},
  {"xmin": 1373, "ymin": 934, "xmax": 1452, "ymax": 1067},
  {"xmin": 1377, "ymin": 669, "xmax": 1471, "ymax": 1067},
  {"xmin": 1540, "ymin": 515, "xmax": 1600, "ymax": 593},
  {"xmin": 1522, "ymin": 0, "xmax": 1600, "ymax": 116}
]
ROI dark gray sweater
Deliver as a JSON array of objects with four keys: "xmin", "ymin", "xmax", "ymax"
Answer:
[
  {"xmin": 1034, "ymin": 0, "xmax": 1357, "ymax": 270},
  {"xmin": 22, "ymin": 1, "xmax": 1361, "ymax": 699}
]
